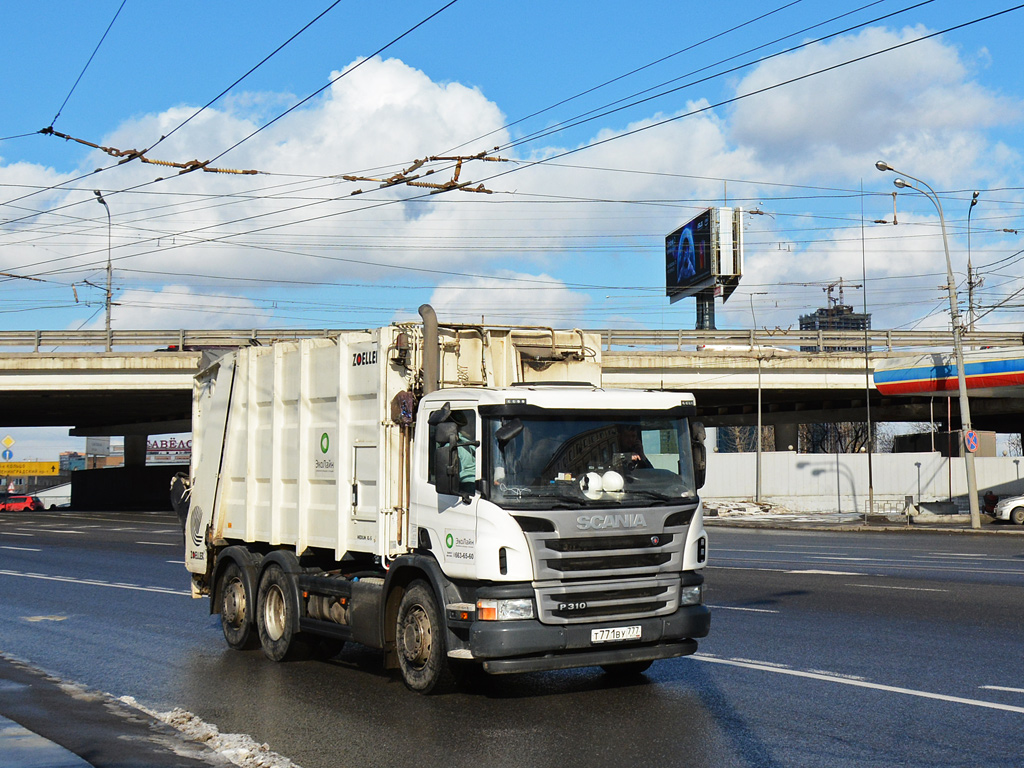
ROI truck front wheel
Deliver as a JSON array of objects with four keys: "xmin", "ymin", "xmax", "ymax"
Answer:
[
  {"xmin": 257, "ymin": 565, "xmax": 307, "ymax": 661},
  {"xmin": 395, "ymin": 580, "xmax": 455, "ymax": 693},
  {"xmin": 219, "ymin": 562, "xmax": 257, "ymax": 650}
]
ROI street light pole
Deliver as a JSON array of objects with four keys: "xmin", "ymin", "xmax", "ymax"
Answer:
[
  {"xmin": 93, "ymin": 191, "xmax": 112, "ymax": 352},
  {"xmin": 967, "ymin": 191, "xmax": 979, "ymax": 333},
  {"xmin": 874, "ymin": 161, "xmax": 981, "ymax": 529}
]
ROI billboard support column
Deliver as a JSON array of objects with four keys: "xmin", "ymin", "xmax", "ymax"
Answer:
[{"xmin": 696, "ymin": 289, "xmax": 716, "ymax": 330}]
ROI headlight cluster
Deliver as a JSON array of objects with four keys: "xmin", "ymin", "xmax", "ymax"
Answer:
[
  {"xmin": 476, "ymin": 597, "xmax": 535, "ymax": 621},
  {"xmin": 679, "ymin": 585, "xmax": 703, "ymax": 606}
]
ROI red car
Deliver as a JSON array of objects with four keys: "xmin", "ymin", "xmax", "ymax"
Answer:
[{"xmin": 0, "ymin": 495, "xmax": 43, "ymax": 512}]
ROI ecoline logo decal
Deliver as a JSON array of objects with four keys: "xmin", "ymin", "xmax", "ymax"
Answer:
[
  {"xmin": 320, "ymin": 433, "xmax": 330, "ymax": 454},
  {"xmin": 446, "ymin": 533, "xmax": 454, "ymax": 549}
]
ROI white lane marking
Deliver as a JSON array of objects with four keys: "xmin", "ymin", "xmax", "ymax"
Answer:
[
  {"xmin": 715, "ymin": 559, "xmax": 1024, "ymax": 577},
  {"xmin": 810, "ymin": 557, "xmax": 871, "ymax": 561},
  {"xmin": 806, "ymin": 669, "xmax": 867, "ymax": 681},
  {"xmin": 981, "ymin": 685, "xmax": 1024, "ymax": 695},
  {"xmin": 707, "ymin": 604, "xmax": 780, "ymax": 614},
  {"xmin": 707, "ymin": 565, "xmax": 791, "ymax": 573},
  {"xmin": 136, "ymin": 541, "xmax": 177, "ymax": 546},
  {"xmin": 848, "ymin": 584, "xmax": 949, "ymax": 593},
  {"xmin": 729, "ymin": 657, "xmax": 791, "ymax": 669},
  {"xmin": 23, "ymin": 615, "xmax": 68, "ymax": 622},
  {"xmin": 0, "ymin": 546, "xmax": 42, "ymax": 552},
  {"xmin": 926, "ymin": 553, "xmax": 987, "ymax": 558},
  {"xmin": 692, "ymin": 655, "xmax": 1024, "ymax": 715},
  {"xmin": 0, "ymin": 569, "xmax": 190, "ymax": 596},
  {"xmin": 17, "ymin": 529, "xmax": 82, "ymax": 535},
  {"xmin": 0, "ymin": 532, "xmax": 33, "ymax": 537},
  {"xmin": 786, "ymin": 570, "xmax": 864, "ymax": 576},
  {"xmin": 166, "ymin": 560, "xmax": 185, "ymax": 564}
]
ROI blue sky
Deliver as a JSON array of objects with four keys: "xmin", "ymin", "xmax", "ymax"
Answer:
[{"xmin": 3, "ymin": 0, "xmax": 1024, "ymax": 340}]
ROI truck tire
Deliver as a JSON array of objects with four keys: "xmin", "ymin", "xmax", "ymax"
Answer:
[
  {"xmin": 395, "ymin": 580, "xmax": 455, "ymax": 694},
  {"xmin": 257, "ymin": 565, "xmax": 308, "ymax": 661},
  {"xmin": 219, "ymin": 562, "xmax": 258, "ymax": 650},
  {"xmin": 1012, "ymin": 507, "xmax": 1024, "ymax": 526},
  {"xmin": 600, "ymin": 660, "xmax": 653, "ymax": 677}
]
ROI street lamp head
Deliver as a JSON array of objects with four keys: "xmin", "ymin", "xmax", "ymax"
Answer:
[
  {"xmin": 971, "ymin": 190, "xmax": 979, "ymax": 208},
  {"xmin": 893, "ymin": 178, "xmax": 909, "ymax": 189},
  {"xmin": 874, "ymin": 160, "xmax": 892, "ymax": 172},
  {"xmin": 93, "ymin": 190, "xmax": 108, "ymax": 207}
]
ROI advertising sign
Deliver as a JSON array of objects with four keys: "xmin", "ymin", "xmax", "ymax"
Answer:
[{"xmin": 665, "ymin": 208, "xmax": 715, "ymax": 300}]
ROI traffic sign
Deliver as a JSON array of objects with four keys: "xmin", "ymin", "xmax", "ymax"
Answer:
[
  {"xmin": 1, "ymin": 449, "xmax": 12, "ymax": 460},
  {"xmin": 0, "ymin": 461, "xmax": 59, "ymax": 476},
  {"xmin": 964, "ymin": 430, "xmax": 979, "ymax": 454}
]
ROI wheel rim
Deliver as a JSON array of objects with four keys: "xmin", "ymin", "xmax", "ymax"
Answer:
[
  {"xmin": 223, "ymin": 578, "xmax": 246, "ymax": 630},
  {"xmin": 263, "ymin": 584, "xmax": 286, "ymax": 641},
  {"xmin": 400, "ymin": 604, "xmax": 432, "ymax": 670}
]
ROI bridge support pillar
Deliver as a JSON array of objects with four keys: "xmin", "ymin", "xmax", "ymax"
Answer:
[
  {"xmin": 775, "ymin": 422, "xmax": 798, "ymax": 452},
  {"xmin": 124, "ymin": 435, "xmax": 148, "ymax": 467}
]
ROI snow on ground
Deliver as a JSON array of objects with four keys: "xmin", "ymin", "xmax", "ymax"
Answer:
[{"xmin": 119, "ymin": 696, "xmax": 303, "ymax": 768}]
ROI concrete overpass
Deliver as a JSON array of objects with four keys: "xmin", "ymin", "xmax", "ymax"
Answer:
[{"xmin": 2, "ymin": 328, "xmax": 1024, "ymax": 457}]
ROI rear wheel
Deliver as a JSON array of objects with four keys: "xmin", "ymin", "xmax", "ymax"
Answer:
[
  {"xmin": 219, "ymin": 562, "xmax": 257, "ymax": 650},
  {"xmin": 1011, "ymin": 507, "xmax": 1024, "ymax": 525},
  {"xmin": 600, "ymin": 660, "xmax": 653, "ymax": 677},
  {"xmin": 395, "ymin": 580, "xmax": 455, "ymax": 693},
  {"xmin": 257, "ymin": 565, "xmax": 308, "ymax": 661}
]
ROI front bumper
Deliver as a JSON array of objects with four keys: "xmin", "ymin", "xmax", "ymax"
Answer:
[{"xmin": 466, "ymin": 603, "xmax": 711, "ymax": 674}]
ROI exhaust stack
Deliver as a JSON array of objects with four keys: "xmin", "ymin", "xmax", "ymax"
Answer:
[{"xmin": 418, "ymin": 304, "xmax": 439, "ymax": 395}]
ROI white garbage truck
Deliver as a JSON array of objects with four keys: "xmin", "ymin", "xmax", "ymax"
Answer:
[{"xmin": 181, "ymin": 306, "xmax": 710, "ymax": 692}]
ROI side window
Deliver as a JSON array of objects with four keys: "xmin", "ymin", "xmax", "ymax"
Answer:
[{"xmin": 427, "ymin": 409, "xmax": 475, "ymax": 489}]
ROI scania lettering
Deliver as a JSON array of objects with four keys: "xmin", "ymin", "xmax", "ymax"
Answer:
[{"xmin": 179, "ymin": 306, "xmax": 710, "ymax": 693}]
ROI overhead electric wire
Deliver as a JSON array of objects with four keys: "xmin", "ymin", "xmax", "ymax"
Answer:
[
  {"xmin": 5, "ymin": 3, "xmax": 1021, "ymax": 333},
  {"xmin": 494, "ymin": 0, "xmax": 940, "ymax": 155},
  {"xmin": 48, "ymin": 0, "xmax": 127, "ymax": 128},
  {"xmin": 0, "ymin": 1, "xmax": 452, "ymax": 217}
]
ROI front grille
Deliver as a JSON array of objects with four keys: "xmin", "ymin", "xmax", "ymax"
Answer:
[
  {"xmin": 552, "ymin": 552, "xmax": 673, "ymax": 572},
  {"xmin": 536, "ymin": 577, "xmax": 681, "ymax": 624},
  {"xmin": 547, "ymin": 533, "xmax": 674, "ymax": 552}
]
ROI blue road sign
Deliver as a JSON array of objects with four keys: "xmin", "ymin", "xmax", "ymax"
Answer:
[
  {"xmin": 965, "ymin": 430, "xmax": 978, "ymax": 453},
  {"xmin": 1, "ymin": 449, "xmax": 12, "ymax": 460}
]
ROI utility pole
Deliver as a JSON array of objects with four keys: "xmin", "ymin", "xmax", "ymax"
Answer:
[
  {"xmin": 967, "ymin": 191, "xmax": 980, "ymax": 333},
  {"xmin": 93, "ymin": 191, "xmax": 112, "ymax": 352}
]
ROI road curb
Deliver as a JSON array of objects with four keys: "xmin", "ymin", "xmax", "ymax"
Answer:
[{"xmin": 0, "ymin": 652, "xmax": 231, "ymax": 767}]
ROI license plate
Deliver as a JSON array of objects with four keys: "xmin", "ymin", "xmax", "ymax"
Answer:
[{"xmin": 591, "ymin": 625, "xmax": 642, "ymax": 643}]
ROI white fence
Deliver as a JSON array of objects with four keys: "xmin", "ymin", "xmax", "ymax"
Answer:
[{"xmin": 702, "ymin": 451, "xmax": 1024, "ymax": 513}]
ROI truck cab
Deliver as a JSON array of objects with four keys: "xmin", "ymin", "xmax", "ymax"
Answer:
[{"xmin": 405, "ymin": 385, "xmax": 710, "ymax": 680}]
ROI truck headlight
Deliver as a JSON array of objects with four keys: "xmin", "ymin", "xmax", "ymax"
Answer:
[
  {"xmin": 679, "ymin": 585, "xmax": 703, "ymax": 606},
  {"xmin": 477, "ymin": 598, "xmax": 535, "ymax": 621}
]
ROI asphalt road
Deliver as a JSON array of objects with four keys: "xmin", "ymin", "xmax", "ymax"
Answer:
[{"xmin": 1, "ymin": 510, "xmax": 1023, "ymax": 767}]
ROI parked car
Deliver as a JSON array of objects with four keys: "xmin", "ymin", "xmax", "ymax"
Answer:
[
  {"xmin": 0, "ymin": 495, "xmax": 43, "ymax": 512},
  {"xmin": 992, "ymin": 494, "xmax": 1024, "ymax": 525}
]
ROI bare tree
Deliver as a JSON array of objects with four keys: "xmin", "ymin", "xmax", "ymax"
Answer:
[
  {"xmin": 799, "ymin": 422, "xmax": 871, "ymax": 453},
  {"xmin": 716, "ymin": 425, "xmax": 776, "ymax": 453}
]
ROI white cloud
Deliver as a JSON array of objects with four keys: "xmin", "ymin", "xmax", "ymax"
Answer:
[
  {"xmin": 728, "ymin": 26, "xmax": 1020, "ymax": 183},
  {"xmin": 84, "ymin": 285, "xmax": 272, "ymax": 330},
  {"xmin": 427, "ymin": 272, "xmax": 590, "ymax": 326},
  {"xmin": 3, "ymin": 32, "xmax": 1022, "ymax": 335}
]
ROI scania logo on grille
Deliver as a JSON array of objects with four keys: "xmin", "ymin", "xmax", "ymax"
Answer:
[{"xmin": 576, "ymin": 513, "xmax": 648, "ymax": 530}]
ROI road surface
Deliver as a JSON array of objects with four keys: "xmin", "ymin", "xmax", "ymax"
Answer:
[{"xmin": 1, "ymin": 510, "xmax": 1022, "ymax": 767}]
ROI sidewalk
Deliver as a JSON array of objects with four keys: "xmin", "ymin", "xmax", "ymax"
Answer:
[{"xmin": 0, "ymin": 653, "xmax": 231, "ymax": 768}]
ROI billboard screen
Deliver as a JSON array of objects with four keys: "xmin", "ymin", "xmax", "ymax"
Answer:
[{"xmin": 665, "ymin": 208, "xmax": 714, "ymax": 299}]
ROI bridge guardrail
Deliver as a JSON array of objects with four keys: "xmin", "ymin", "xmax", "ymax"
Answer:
[{"xmin": 0, "ymin": 328, "xmax": 1021, "ymax": 353}]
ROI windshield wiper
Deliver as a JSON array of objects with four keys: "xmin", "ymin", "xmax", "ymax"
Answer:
[{"xmin": 621, "ymin": 489, "xmax": 684, "ymax": 504}]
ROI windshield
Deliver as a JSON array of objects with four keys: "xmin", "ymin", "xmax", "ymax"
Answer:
[{"xmin": 484, "ymin": 413, "xmax": 697, "ymax": 509}]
